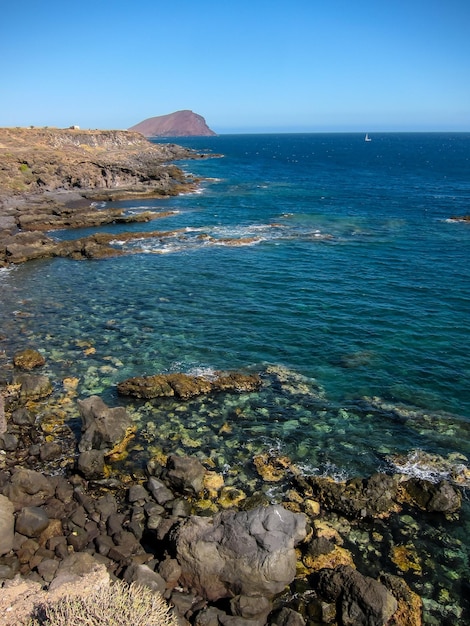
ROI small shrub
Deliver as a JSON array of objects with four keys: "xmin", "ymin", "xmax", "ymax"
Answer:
[{"xmin": 29, "ymin": 580, "xmax": 178, "ymax": 626}]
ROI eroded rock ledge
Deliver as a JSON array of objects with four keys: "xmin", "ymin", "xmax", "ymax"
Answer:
[
  {"xmin": 117, "ymin": 371, "xmax": 262, "ymax": 400},
  {"xmin": 0, "ymin": 126, "xmax": 216, "ymax": 266}
]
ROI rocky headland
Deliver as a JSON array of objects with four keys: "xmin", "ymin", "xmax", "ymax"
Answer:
[{"xmin": 0, "ymin": 126, "xmax": 214, "ymax": 266}]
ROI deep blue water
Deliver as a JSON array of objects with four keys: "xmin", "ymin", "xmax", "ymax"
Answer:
[{"xmin": 1, "ymin": 133, "xmax": 470, "ymax": 620}]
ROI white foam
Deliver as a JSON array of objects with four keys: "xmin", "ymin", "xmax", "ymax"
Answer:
[
  {"xmin": 388, "ymin": 449, "xmax": 470, "ymax": 485},
  {"xmin": 0, "ymin": 266, "xmax": 16, "ymax": 278}
]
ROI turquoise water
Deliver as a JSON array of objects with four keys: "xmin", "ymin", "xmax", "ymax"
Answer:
[{"xmin": 1, "ymin": 133, "xmax": 470, "ymax": 620}]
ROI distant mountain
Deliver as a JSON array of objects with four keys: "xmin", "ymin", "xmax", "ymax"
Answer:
[{"xmin": 129, "ymin": 110, "xmax": 216, "ymax": 137}]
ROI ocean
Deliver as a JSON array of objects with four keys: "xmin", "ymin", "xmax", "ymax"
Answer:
[{"xmin": 1, "ymin": 133, "xmax": 469, "ymax": 621}]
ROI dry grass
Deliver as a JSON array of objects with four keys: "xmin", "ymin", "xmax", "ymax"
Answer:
[{"xmin": 28, "ymin": 580, "xmax": 178, "ymax": 626}]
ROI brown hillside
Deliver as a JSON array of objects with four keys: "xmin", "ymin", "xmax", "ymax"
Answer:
[{"xmin": 129, "ymin": 110, "xmax": 216, "ymax": 137}]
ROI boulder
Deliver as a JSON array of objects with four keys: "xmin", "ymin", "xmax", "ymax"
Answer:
[
  {"xmin": 77, "ymin": 449, "xmax": 106, "ymax": 479},
  {"xmin": 12, "ymin": 373, "xmax": 53, "ymax": 402},
  {"xmin": 174, "ymin": 504, "xmax": 306, "ymax": 601},
  {"xmin": 270, "ymin": 607, "xmax": 306, "ymax": 626},
  {"xmin": 11, "ymin": 407, "xmax": 36, "ymax": 426},
  {"xmin": 15, "ymin": 506, "xmax": 50, "ymax": 537},
  {"xmin": 48, "ymin": 552, "xmax": 110, "ymax": 592},
  {"xmin": 165, "ymin": 455, "xmax": 206, "ymax": 496},
  {"xmin": 3, "ymin": 468, "xmax": 55, "ymax": 510},
  {"xmin": 39, "ymin": 442, "xmax": 62, "ymax": 462},
  {"xmin": 308, "ymin": 473, "xmax": 401, "ymax": 519},
  {"xmin": 77, "ymin": 395, "xmax": 134, "ymax": 452},
  {"xmin": 403, "ymin": 478, "xmax": 461, "ymax": 514},
  {"xmin": 0, "ymin": 433, "xmax": 18, "ymax": 452},
  {"xmin": 230, "ymin": 595, "xmax": 272, "ymax": 622},
  {"xmin": 0, "ymin": 395, "xmax": 6, "ymax": 435},
  {"xmin": 0, "ymin": 494, "xmax": 15, "ymax": 555},
  {"xmin": 147, "ymin": 476, "xmax": 175, "ymax": 505},
  {"xmin": 316, "ymin": 565, "xmax": 397, "ymax": 626},
  {"xmin": 123, "ymin": 562, "xmax": 166, "ymax": 593}
]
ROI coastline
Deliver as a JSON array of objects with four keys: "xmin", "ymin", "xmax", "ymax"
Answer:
[
  {"xmin": 0, "ymin": 127, "xmax": 214, "ymax": 266},
  {"xmin": 0, "ymin": 129, "xmax": 468, "ymax": 625}
]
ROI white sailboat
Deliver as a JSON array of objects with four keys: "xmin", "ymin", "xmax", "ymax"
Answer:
[{"xmin": 365, "ymin": 133, "xmax": 372, "ymax": 142}]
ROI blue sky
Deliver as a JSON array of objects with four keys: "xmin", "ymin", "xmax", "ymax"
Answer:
[{"xmin": 1, "ymin": 0, "xmax": 469, "ymax": 132}]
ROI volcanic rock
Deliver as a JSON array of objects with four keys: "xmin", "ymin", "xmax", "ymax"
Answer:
[
  {"xmin": 173, "ymin": 504, "xmax": 306, "ymax": 601},
  {"xmin": 13, "ymin": 349, "xmax": 46, "ymax": 370},
  {"xmin": 77, "ymin": 395, "xmax": 134, "ymax": 453},
  {"xmin": 15, "ymin": 506, "xmax": 50, "ymax": 538},
  {"xmin": 129, "ymin": 110, "xmax": 216, "ymax": 137},
  {"xmin": 315, "ymin": 565, "xmax": 397, "ymax": 626},
  {"xmin": 117, "ymin": 370, "xmax": 262, "ymax": 400}
]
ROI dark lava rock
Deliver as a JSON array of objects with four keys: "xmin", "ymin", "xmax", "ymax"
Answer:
[
  {"xmin": 173, "ymin": 504, "xmax": 306, "ymax": 601},
  {"xmin": 0, "ymin": 494, "xmax": 15, "ymax": 555},
  {"xmin": 315, "ymin": 565, "xmax": 397, "ymax": 626},
  {"xmin": 12, "ymin": 373, "xmax": 53, "ymax": 403},
  {"xmin": 307, "ymin": 473, "xmax": 401, "ymax": 519},
  {"xmin": 165, "ymin": 454, "xmax": 206, "ymax": 496},
  {"xmin": 3, "ymin": 468, "xmax": 55, "ymax": 510},
  {"xmin": 403, "ymin": 478, "xmax": 461, "ymax": 514},
  {"xmin": 15, "ymin": 506, "xmax": 50, "ymax": 538},
  {"xmin": 78, "ymin": 395, "xmax": 133, "ymax": 452},
  {"xmin": 77, "ymin": 449, "xmax": 106, "ymax": 479}
]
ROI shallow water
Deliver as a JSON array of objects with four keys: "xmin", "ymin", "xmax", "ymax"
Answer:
[{"xmin": 1, "ymin": 133, "xmax": 470, "ymax": 622}]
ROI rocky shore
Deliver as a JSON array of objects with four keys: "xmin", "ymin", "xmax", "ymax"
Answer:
[
  {"xmin": 0, "ymin": 127, "xmax": 213, "ymax": 266},
  {"xmin": 0, "ymin": 348, "xmax": 466, "ymax": 625},
  {"xmin": 0, "ymin": 128, "xmax": 467, "ymax": 625}
]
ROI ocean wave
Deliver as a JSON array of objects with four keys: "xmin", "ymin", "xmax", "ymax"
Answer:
[
  {"xmin": 387, "ymin": 449, "xmax": 470, "ymax": 486},
  {"xmin": 0, "ymin": 265, "xmax": 17, "ymax": 281}
]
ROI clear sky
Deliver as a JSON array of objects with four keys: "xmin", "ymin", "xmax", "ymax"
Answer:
[{"xmin": 1, "ymin": 0, "xmax": 469, "ymax": 133}]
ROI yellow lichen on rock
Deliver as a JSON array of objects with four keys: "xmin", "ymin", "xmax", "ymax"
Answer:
[
  {"xmin": 203, "ymin": 471, "xmax": 224, "ymax": 498},
  {"xmin": 314, "ymin": 520, "xmax": 344, "ymax": 545},
  {"xmin": 253, "ymin": 452, "xmax": 293, "ymax": 482},
  {"xmin": 218, "ymin": 486, "xmax": 246, "ymax": 509},
  {"xmin": 304, "ymin": 498, "xmax": 321, "ymax": 518},
  {"xmin": 63, "ymin": 377, "xmax": 79, "ymax": 391},
  {"xmin": 218, "ymin": 422, "xmax": 232, "ymax": 435},
  {"xmin": 105, "ymin": 426, "xmax": 137, "ymax": 462},
  {"xmin": 302, "ymin": 545, "xmax": 356, "ymax": 572},
  {"xmin": 391, "ymin": 544, "xmax": 422, "ymax": 575}
]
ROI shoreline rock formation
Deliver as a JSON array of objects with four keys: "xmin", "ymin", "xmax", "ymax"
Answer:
[
  {"xmin": 1, "ymin": 348, "xmax": 466, "ymax": 624},
  {"xmin": 0, "ymin": 126, "xmax": 216, "ymax": 266}
]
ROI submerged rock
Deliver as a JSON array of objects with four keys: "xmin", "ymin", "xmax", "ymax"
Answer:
[{"xmin": 13, "ymin": 349, "xmax": 46, "ymax": 371}]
